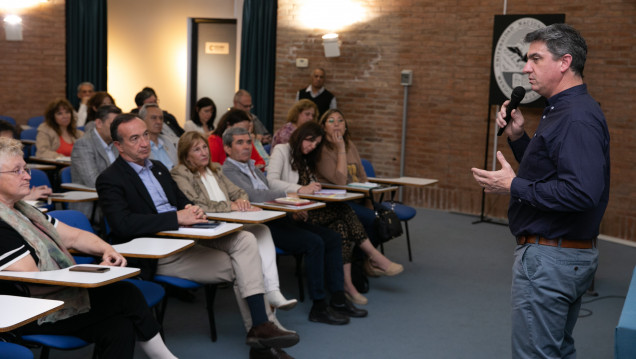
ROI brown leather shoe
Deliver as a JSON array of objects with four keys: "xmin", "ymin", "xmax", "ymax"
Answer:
[
  {"xmin": 249, "ymin": 347, "xmax": 294, "ymax": 359},
  {"xmin": 246, "ymin": 321, "xmax": 300, "ymax": 349}
]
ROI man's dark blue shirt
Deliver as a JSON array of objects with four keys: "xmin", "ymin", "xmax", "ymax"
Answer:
[{"xmin": 507, "ymin": 84, "xmax": 610, "ymax": 239}]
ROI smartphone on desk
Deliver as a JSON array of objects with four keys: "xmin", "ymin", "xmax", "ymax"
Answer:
[
  {"xmin": 69, "ymin": 266, "xmax": 110, "ymax": 273},
  {"xmin": 190, "ymin": 221, "xmax": 220, "ymax": 229}
]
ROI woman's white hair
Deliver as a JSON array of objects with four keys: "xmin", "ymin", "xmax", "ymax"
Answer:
[{"xmin": 0, "ymin": 137, "xmax": 24, "ymax": 164}]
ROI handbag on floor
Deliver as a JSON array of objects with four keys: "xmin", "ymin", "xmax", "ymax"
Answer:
[{"xmin": 373, "ymin": 203, "xmax": 403, "ymax": 244}]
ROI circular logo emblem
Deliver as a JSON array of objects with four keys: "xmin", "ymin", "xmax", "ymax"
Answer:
[{"xmin": 493, "ymin": 17, "xmax": 545, "ymax": 104}]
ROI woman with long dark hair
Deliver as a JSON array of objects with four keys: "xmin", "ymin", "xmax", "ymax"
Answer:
[
  {"xmin": 35, "ymin": 99, "xmax": 84, "ymax": 159},
  {"xmin": 267, "ymin": 121, "xmax": 403, "ymax": 306},
  {"xmin": 184, "ymin": 97, "xmax": 216, "ymax": 135}
]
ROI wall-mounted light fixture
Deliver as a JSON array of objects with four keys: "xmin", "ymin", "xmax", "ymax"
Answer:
[
  {"xmin": 4, "ymin": 14, "xmax": 23, "ymax": 41},
  {"xmin": 322, "ymin": 33, "xmax": 340, "ymax": 57}
]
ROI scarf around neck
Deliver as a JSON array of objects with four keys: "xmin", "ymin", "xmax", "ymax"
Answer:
[{"xmin": 0, "ymin": 201, "xmax": 90, "ymax": 324}]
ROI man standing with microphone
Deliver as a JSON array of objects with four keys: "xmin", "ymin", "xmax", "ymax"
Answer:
[{"xmin": 471, "ymin": 23, "xmax": 610, "ymax": 358}]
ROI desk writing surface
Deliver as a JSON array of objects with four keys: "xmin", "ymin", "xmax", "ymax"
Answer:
[
  {"xmin": 206, "ymin": 210, "xmax": 286, "ymax": 224},
  {"xmin": 112, "ymin": 237, "xmax": 195, "ymax": 258},
  {"xmin": 60, "ymin": 183, "xmax": 97, "ymax": 192},
  {"xmin": 250, "ymin": 201, "xmax": 326, "ymax": 213},
  {"xmin": 29, "ymin": 156, "xmax": 71, "ymax": 166},
  {"xmin": 0, "ymin": 265, "xmax": 140, "ymax": 288},
  {"xmin": 297, "ymin": 192, "xmax": 364, "ymax": 202},
  {"xmin": 48, "ymin": 191, "xmax": 98, "ymax": 203},
  {"xmin": 367, "ymin": 176, "xmax": 438, "ymax": 187},
  {"xmin": 320, "ymin": 183, "xmax": 398, "ymax": 195},
  {"xmin": 0, "ymin": 295, "xmax": 64, "ymax": 332},
  {"xmin": 157, "ymin": 222, "xmax": 243, "ymax": 239},
  {"xmin": 26, "ymin": 163, "xmax": 56, "ymax": 171}
]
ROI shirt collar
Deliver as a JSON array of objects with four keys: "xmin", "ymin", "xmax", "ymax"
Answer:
[
  {"xmin": 546, "ymin": 84, "xmax": 587, "ymax": 107},
  {"xmin": 126, "ymin": 158, "xmax": 154, "ymax": 174},
  {"xmin": 93, "ymin": 128, "xmax": 110, "ymax": 150},
  {"xmin": 306, "ymin": 85, "xmax": 325, "ymax": 96},
  {"xmin": 226, "ymin": 157, "xmax": 255, "ymax": 171}
]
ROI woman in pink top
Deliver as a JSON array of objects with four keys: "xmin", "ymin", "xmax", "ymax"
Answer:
[{"xmin": 271, "ymin": 99, "xmax": 318, "ymax": 149}]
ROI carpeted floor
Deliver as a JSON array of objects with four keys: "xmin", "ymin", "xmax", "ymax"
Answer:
[{"xmin": 33, "ymin": 208, "xmax": 636, "ymax": 358}]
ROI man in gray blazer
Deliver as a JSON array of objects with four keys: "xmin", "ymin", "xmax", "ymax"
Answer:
[
  {"xmin": 70, "ymin": 105, "xmax": 122, "ymax": 221},
  {"xmin": 71, "ymin": 105, "xmax": 122, "ymax": 187}
]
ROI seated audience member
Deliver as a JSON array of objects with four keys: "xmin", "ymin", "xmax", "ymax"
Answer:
[
  {"xmin": 208, "ymin": 109, "xmax": 265, "ymax": 168},
  {"xmin": 221, "ymin": 127, "xmax": 365, "ymax": 323},
  {"xmin": 232, "ymin": 89, "xmax": 271, "ymax": 144},
  {"xmin": 0, "ymin": 137, "xmax": 176, "ymax": 359},
  {"xmin": 139, "ymin": 103, "xmax": 178, "ymax": 169},
  {"xmin": 0, "ymin": 121, "xmax": 52, "ymax": 201},
  {"xmin": 133, "ymin": 87, "xmax": 184, "ymax": 139},
  {"xmin": 96, "ymin": 114, "xmax": 299, "ymax": 352},
  {"xmin": 36, "ymin": 99, "xmax": 84, "ymax": 159},
  {"xmin": 267, "ymin": 122, "xmax": 403, "ymax": 305},
  {"xmin": 250, "ymin": 120, "xmax": 270, "ymax": 167},
  {"xmin": 83, "ymin": 91, "xmax": 116, "ymax": 133},
  {"xmin": 170, "ymin": 131, "xmax": 297, "ymax": 311},
  {"xmin": 271, "ymin": 99, "xmax": 318, "ymax": 149},
  {"xmin": 75, "ymin": 82, "xmax": 95, "ymax": 127},
  {"xmin": 184, "ymin": 97, "xmax": 216, "ymax": 135},
  {"xmin": 71, "ymin": 105, "xmax": 121, "ymax": 187},
  {"xmin": 315, "ymin": 109, "xmax": 379, "ymax": 246},
  {"xmin": 0, "ymin": 119, "xmax": 17, "ymax": 139}
]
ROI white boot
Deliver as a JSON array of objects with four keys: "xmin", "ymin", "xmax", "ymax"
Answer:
[{"xmin": 265, "ymin": 290, "xmax": 297, "ymax": 311}]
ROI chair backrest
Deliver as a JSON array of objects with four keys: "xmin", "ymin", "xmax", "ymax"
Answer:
[
  {"xmin": 29, "ymin": 168, "xmax": 51, "ymax": 188},
  {"xmin": 27, "ymin": 115, "xmax": 44, "ymax": 128},
  {"xmin": 0, "ymin": 115, "xmax": 16, "ymax": 125},
  {"xmin": 360, "ymin": 158, "xmax": 376, "ymax": 177},
  {"xmin": 60, "ymin": 166, "xmax": 72, "ymax": 183},
  {"xmin": 48, "ymin": 210, "xmax": 94, "ymax": 234},
  {"xmin": 20, "ymin": 128, "xmax": 38, "ymax": 141}
]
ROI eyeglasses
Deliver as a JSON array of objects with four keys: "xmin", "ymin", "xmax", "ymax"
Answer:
[
  {"xmin": 0, "ymin": 167, "xmax": 31, "ymax": 176},
  {"xmin": 238, "ymin": 102, "xmax": 253, "ymax": 110}
]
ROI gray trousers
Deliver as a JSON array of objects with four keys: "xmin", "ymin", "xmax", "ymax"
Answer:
[{"xmin": 511, "ymin": 243, "xmax": 598, "ymax": 359}]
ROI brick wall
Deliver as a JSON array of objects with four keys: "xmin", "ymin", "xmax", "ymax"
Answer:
[
  {"xmin": 0, "ymin": 2, "xmax": 66, "ymax": 126},
  {"xmin": 275, "ymin": 1, "xmax": 636, "ymax": 240}
]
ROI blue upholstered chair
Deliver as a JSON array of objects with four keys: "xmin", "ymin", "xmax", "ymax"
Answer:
[
  {"xmin": 0, "ymin": 115, "xmax": 16, "ymax": 125},
  {"xmin": 26, "ymin": 116, "xmax": 44, "ymax": 128},
  {"xmin": 20, "ymin": 335, "xmax": 91, "ymax": 359},
  {"xmin": 0, "ymin": 342, "xmax": 34, "ymax": 359},
  {"xmin": 361, "ymin": 158, "xmax": 417, "ymax": 262},
  {"xmin": 59, "ymin": 167, "xmax": 72, "ymax": 184},
  {"xmin": 28, "ymin": 169, "xmax": 54, "ymax": 211}
]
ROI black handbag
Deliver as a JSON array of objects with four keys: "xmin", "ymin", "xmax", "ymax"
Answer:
[{"xmin": 372, "ymin": 202, "xmax": 403, "ymax": 243}]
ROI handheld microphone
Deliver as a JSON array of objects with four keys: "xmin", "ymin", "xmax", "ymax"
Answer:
[{"xmin": 497, "ymin": 86, "xmax": 526, "ymax": 136}]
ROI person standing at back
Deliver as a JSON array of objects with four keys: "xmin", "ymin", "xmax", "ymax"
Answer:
[
  {"xmin": 296, "ymin": 68, "xmax": 337, "ymax": 119},
  {"xmin": 471, "ymin": 23, "xmax": 610, "ymax": 358}
]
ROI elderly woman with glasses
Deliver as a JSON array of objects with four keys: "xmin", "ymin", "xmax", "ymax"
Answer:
[{"xmin": 0, "ymin": 137, "xmax": 177, "ymax": 359}]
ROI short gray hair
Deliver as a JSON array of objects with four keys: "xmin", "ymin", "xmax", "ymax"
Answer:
[
  {"xmin": 0, "ymin": 137, "xmax": 24, "ymax": 164},
  {"xmin": 524, "ymin": 23, "xmax": 587, "ymax": 77},
  {"xmin": 77, "ymin": 82, "xmax": 94, "ymax": 92},
  {"xmin": 222, "ymin": 127, "xmax": 249, "ymax": 147},
  {"xmin": 138, "ymin": 103, "xmax": 161, "ymax": 120}
]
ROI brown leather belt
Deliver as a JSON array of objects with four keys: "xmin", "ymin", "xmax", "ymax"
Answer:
[{"xmin": 516, "ymin": 235, "xmax": 596, "ymax": 249}]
